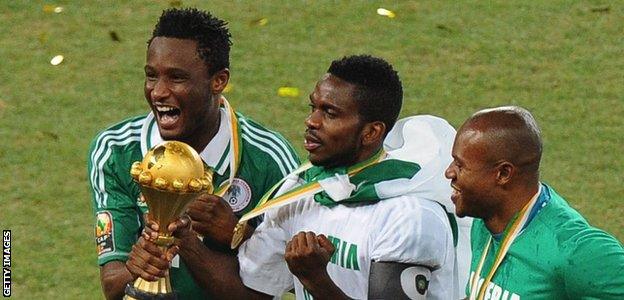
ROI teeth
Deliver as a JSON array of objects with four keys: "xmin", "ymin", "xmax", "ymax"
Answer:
[{"xmin": 155, "ymin": 106, "xmax": 176, "ymax": 112}]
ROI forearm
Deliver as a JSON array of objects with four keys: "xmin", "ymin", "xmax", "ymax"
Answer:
[
  {"xmin": 100, "ymin": 261, "xmax": 135, "ymax": 300},
  {"xmin": 178, "ymin": 235, "xmax": 270, "ymax": 299},
  {"xmin": 299, "ymin": 271, "xmax": 351, "ymax": 300}
]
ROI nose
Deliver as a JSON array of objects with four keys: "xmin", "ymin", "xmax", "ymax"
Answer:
[
  {"xmin": 444, "ymin": 161, "xmax": 456, "ymax": 180},
  {"xmin": 305, "ymin": 110, "xmax": 321, "ymax": 130},
  {"xmin": 149, "ymin": 78, "xmax": 170, "ymax": 101}
]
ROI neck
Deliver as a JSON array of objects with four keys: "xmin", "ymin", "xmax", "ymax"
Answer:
[
  {"xmin": 484, "ymin": 183, "xmax": 540, "ymax": 234},
  {"xmin": 187, "ymin": 111, "xmax": 221, "ymax": 154},
  {"xmin": 352, "ymin": 145, "xmax": 383, "ymax": 166}
]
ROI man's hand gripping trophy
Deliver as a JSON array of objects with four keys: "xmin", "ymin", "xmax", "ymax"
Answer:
[{"xmin": 124, "ymin": 141, "xmax": 212, "ymax": 300}]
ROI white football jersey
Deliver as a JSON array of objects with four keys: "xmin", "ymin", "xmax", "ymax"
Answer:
[{"xmin": 238, "ymin": 188, "xmax": 458, "ymax": 299}]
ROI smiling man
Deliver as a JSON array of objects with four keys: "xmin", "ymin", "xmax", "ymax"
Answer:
[
  {"xmin": 136, "ymin": 55, "xmax": 460, "ymax": 299},
  {"xmin": 445, "ymin": 106, "xmax": 624, "ymax": 299},
  {"xmin": 87, "ymin": 8, "xmax": 299, "ymax": 299}
]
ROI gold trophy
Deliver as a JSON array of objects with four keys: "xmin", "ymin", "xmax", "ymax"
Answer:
[{"xmin": 124, "ymin": 141, "xmax": 213, "ymax": 300}]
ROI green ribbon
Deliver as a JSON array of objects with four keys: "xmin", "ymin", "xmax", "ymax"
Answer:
[{"xmin": 304, "ymin": 153, "xmax": 421, "ymax": 207}]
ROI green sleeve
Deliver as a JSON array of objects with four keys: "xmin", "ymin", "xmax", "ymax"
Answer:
[
  {"xmin": 256, "ymin": 131, "xmax": 301, "ymax": 201},
  {"xmin": 88, "ymin": 139, "xmax": 143, "ymax": 265},
  {"xmin": 263, "ymin": 152, "xmax": 300, "ymax": 194},
  {"xmin": 562, "ymin": 228, "xmax": 624, "ymax": 299}
]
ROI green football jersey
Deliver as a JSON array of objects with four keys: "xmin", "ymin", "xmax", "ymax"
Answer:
[
  {"xmin": 466, "ymin": 183, "xmax": 624, "ymax": 300},
  {"xmin": 88, "ymin": 110, "xmax": 300, "ymax": 299}
]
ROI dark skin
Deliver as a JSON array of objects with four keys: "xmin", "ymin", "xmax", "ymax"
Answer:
[
  {"xmin": 304, "ymin": 74, "xmax": 385, "ymax": 167},
  {"xmin": 101, "ymin": 198, "xmax": 240, "ymax": 300},
  {"xmin": 99, "ymin": 36, "xmax": 234, "ymax": 300},
  {"xmin": 445, "ymin": 107, "xmax": 541, "ymax": 234},
  {"xmin": 143, "ymin": 37, "xmax": 228, "ymax": 153},
  {"xmin": 186, "ymin": 194, "xmax": 240, "ymax": 246},
  {"xmin": 285, "ymin": 232, "xmax": 349, "ymax": 299},
  {"xmin": 285, "ymin": 74, "xmax": 385, "ymax": 299},
  {"xmin": 126, "ymin": 74, "xmax": 388, "ymax": 299},
  {"xmin": 142, "ymin": 208, "xmax": 271, "ymax": 299}
]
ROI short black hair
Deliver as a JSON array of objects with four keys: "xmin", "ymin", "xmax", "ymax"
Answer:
[
  {"xmin": 149, "ymin": 8, "xmax": 232, "ymax": 75},
  {"xmin": 328, "ymin": 55, "xmax": 403, "ymax": 134}
]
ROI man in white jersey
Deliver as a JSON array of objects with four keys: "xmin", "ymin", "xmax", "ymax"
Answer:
[{"xmin": 140, "ymin": 55, "xmax": 458, "ymax": 299}]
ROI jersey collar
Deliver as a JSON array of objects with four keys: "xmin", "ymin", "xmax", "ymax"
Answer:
[{"xmin": 140, "ymin": 109, "xmax": 231, "ymax": 176}]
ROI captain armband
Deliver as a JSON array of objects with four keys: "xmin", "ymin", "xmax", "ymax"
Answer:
[{"xmin": 368, "ymin": 261, "xmax": 432, "ymax": 300}]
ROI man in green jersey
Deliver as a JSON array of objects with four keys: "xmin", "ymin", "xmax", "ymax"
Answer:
[
  {"xmin": 87, "ymin": 8, "xmax": 299, "ymax": 299},
  {"xmin": 445, "ymin": 106, "xmax": 624, "ymax": 299}
]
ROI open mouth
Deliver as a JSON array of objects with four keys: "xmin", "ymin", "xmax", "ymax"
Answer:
[
  {"xmin": 155, "ymin": 105, "xmax": 181, "ymax": 128},
  {"xmin": 304, "ymin": 133, "xmax": 321, "ymax": 151}
]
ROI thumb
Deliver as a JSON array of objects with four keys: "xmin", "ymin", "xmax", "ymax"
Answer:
[
  {"xmin": 166, "ymin": 245, "xmax": 180, "ymax": 261},
  {"xmin": 317, "ymin": 234, "xmax": 335, "ymax": 255},
  {"xmin": 168, "ymin": 215, "xmax": 191, "ymax": 234}
]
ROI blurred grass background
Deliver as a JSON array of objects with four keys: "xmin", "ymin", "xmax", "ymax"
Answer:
[{"xmin": 0, "ymin": 1, "xmax": 622, "ymax": 298}]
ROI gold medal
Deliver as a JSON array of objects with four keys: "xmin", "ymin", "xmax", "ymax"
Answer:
[{"xmin": 231, "ymin": 221, "xmax": 247, "ymax": 249}]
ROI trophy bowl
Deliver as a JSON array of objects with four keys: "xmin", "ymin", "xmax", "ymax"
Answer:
[{"xmin": 124, "ymin": 141, "xmax": 213, "ymax": 300}]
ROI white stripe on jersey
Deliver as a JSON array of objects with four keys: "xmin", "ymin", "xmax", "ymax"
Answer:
[
  {"xmin": 90, "ymin": 118, "xmax": 144, "ymax": 208},
  {"xmin": 238, "ymin": 118, "xmax": 298, "ymax": 172},
  {"xmin": 90, "ymin": 119, "xmax": 143, "ymax": 188},
  {"xmin": 241, "ymin": 132, "xmax": 289, "ymax": 176},
  {"xmin": 91, "ymin": 123, "xmax": 142, "ymax": 204},
  {"xmin": 98, "ymin": 137, "xmax": 140, "ymax": 207}
]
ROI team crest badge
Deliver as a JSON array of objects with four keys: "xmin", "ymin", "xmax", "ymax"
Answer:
[
  {"xmin": 223, "ymin": 178, "xmax": 252, "ymax": 213},
  {"xmin": 415, "ymin": 274, "xmax": 429, "ymax": 295},
  {"xmin": 95, "ymin": 211, "xmax": 114, "ymax": 256}
]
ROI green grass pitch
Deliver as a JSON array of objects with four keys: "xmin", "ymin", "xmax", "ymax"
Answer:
[{"xmin": 0, "ymin": 1, "xmax": 621, "ymax": 298}]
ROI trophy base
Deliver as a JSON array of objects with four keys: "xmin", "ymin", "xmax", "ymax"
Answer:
[{"xmin": 124, "ymin": 282, "xmax": 177, "ymax": 300}]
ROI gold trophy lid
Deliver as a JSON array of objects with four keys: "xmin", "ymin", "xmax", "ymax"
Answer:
[{"xmin": 130, "ymin": 141, "xmax": 212, "ymax": 193}]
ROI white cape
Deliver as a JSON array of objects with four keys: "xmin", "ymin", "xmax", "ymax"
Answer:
[{"xmin": 383, "ymin": 115, "xmax": 473, "ymax": 292}]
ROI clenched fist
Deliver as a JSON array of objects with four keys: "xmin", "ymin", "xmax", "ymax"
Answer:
[
  {"xmin": 285, "ymin": 231, "xmax": 335, "ymax": 280},
  {"xmin": 186, "ymin": 194, "xmax": 238, "ymax": 246}
]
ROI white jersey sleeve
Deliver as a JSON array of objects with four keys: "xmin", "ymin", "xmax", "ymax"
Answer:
[
  {"xmin": 238, "ymin": 215, "xmax": 293, "ymax": 296},
  {"xmin": 369, "ymin": 196, "xmax": 458, "ymax": 300},
  {"xmin": 237, "ymin": 176, "xmax": 303, "ymax": 296},
  {"xmin": 369, "ymin": 197, "xmax": 451, "ymax": 267}
]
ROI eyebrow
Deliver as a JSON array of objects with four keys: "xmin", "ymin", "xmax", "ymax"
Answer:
[
  {"xmin": 143, "ymin": 65, "xmax": 190, "ymax": 75},
  {"xmin": 315, "ymin": 97, "xmax": 345, "ymax": 110}
]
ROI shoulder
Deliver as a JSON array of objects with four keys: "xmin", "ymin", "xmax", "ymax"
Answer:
[
  {"xmin": 545, "ymin": 196, "xmax": 624, "ymax": 297},
  {"xmin": 539, "ymin": 186, "xmax": 624, "ymax": 270},
  {"xmin": 374, "ymin": 195, "xmax": 449, "ymax": 229},
  {"xmin": 89, "ymin": 116, "xmax": 146, "ymax": 154},
  {"xmin": 237, "ymin": 112, "xmax": 300, "ymax": 176},
  {"xmin": 370, "ymin": 196, "xmax": 453, "ymax": 265},
  {"xmin": 88, "ymin": 116, "xmax": 146, "ymax": 166},
  {"xmin": 538, "ymin": 186, "xmax": 610, "ymax": 248}
]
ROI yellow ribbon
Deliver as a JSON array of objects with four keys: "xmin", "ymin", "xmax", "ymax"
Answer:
[
  {"xmin": 230, "ymin": 150, "xmax": 387, "ymax": 248},
  {"xmin": 213, "ymin": 97, "xmax": 241, "ymax": 197}
]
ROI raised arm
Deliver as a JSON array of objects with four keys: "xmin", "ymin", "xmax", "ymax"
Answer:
[
  {"xmin": 168, "ymin": 213, "xmax": 271, "ymax": 299},
  {"xmin": 285, "ymin": 231, "xmax": 350, "ymax": 300}
]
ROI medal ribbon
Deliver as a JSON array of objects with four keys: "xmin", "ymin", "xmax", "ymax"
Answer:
[
  {"xmin": 469, "ymin": 185, "xmax": 542, "ymax": 300},
  {"xmin": 213, "ymin": 97, "xmax": 242, "ymax": 197},
  {"xmin": 238, "ymin": 149, "xmax": 386, "ymax": 223}
]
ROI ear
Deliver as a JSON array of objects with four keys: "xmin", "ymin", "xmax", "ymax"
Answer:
[
  {"xmin": 361, "ymin": 121, "xmax": 386, "ymax": 147},
  {"xmin": 210, "ymin": 68, "xmax": 230, "ymax": 94},
  {"xmin": 495, "ymin": 161, "xmax": 514, "ymax": 185}
]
